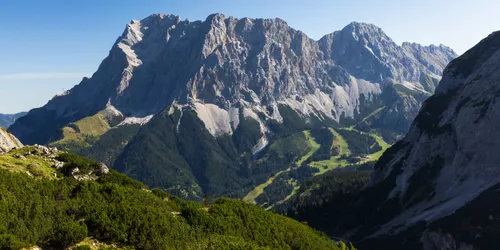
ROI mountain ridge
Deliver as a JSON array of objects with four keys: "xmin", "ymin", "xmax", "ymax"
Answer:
[
  {"xmin": 0, "ymin": 112, "xmax": 27, "ymax": 128},
  {"xmin": 9, "ymin": 13, "xmax": 457, "ymax": 201},
  {"xmin": 11, "ymin": 13, "xmax": 456, "ymax": 144}
]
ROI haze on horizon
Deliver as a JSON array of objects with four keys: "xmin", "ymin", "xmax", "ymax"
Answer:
[{"xmin": 1, "ymin": 0, "xmax": 499, "ymax": 113}]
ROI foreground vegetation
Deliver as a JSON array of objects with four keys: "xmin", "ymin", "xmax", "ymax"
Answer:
[{"xmin": 0, "ymin": 148, "xmax": 343, "ymax": 250}]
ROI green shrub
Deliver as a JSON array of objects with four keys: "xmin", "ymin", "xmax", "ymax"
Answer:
[
  {"xmin": 0, "ymin": 234, "xmax": 27, "ymax": 250},
  {"xmin": 72, "ymin": 245, "xmax": 93, "ymax": 250},
  {"xmin": 52, "ymin": 221, "xmax": 88, "ymax": 247}
]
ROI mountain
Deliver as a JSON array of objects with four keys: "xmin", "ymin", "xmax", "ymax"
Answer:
[
  {"xmin": 288, "ymin": 31, "xmax": 500, "ymax": 249},
  {"xmin": 9, "ymin": 14, "xmax": 456, "ymax": 202},
  {"xmin": 0, "ymin": 135, "xmax": 342, "ymax": 249},
  {"xmin": 0, "ymin": 112, "xmax": 27, "ymax": 128}
]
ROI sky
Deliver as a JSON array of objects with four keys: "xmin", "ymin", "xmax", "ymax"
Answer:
[{"xmin": 1, "ymin": 0, "xmax": 499, "ymax": 113}]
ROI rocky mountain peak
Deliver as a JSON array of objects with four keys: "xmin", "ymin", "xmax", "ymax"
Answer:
[{"xmin": 342, "ymin": 21, "xmax": 392, "ymax": 43}]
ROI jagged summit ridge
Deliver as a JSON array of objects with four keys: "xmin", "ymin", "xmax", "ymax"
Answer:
[{"xmin": 11, "ymin": 13, "xmax": 456, "ymax": 145}]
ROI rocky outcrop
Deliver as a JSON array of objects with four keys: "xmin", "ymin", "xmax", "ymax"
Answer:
[{"xmin": 0, "ymin": 128, "xmax": 23, "ymax": 153}]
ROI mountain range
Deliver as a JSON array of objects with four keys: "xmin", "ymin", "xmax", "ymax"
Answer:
[
  {"xmin": 9, "ymin": 13, "xmax": 456, "ymax": 202},
  {"xmin": 0, "ymin": 112, "xmax": 26, "ymax": 128}
]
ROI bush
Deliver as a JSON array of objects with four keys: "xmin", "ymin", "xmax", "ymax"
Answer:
[
  {"xmin": 0, "ymin": 234, "xmax": 27, "ymax": 250},
  {"xmin": 72, "ymin": 246, "xmax": 93, "ymax": 250},
  {"xmin": 52, "ymin": 221, "xmax": 88, "ymax": 247}
]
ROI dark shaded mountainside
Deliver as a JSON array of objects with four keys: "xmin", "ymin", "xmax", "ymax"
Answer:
[
  {"xmin": 0, "ymin": 112, "xmax": 26, "ymax": 128},
  {"xmin": 0, "ymin": 130, "xmax": 343, "ymax": 250},
  {"xmin": 287, "ymin": 31, "xmax": 500, "ymax": 250},
  {"xmin": 10, "ymin": 13, "xmax": 456, "ymax": 202}
]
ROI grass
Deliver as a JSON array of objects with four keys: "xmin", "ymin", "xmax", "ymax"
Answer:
[
  {"xmin": 0, "ymin": 147, "xmax": 58, "ymax": 179},
  {"xmin": 296, "ymin": 131, "xmax": 321, "ymax": 166},
  {"xmin": 243, "ymin": 169, "xmax": 290, "ymax": 205},
  {"xmin": 309, "ymin": 127, "xmax": 390, "ymax": 175},
  {"xmin": 365, "ymin": 132, "xmax": 391, "ymax": 161},
  {"xmin": 309, "ymin": 128, "xmax": 352, "ymax": 175},
  {"xmin": 255, "ymin": 132, "xmax": 310, "ymax": 165},
  {"xmin": 50, "ymin": 111, "xmax": 112, "ymax": 148},
  {"xmin": 266, "ymin": 179, "xmax": 301, "ymax": 210},
  {"xmin": 343, "ymin": 127, "xmax": 390, "ymax": 162},
  {"xmin": 244, "ymin": 130, "xmax": 320, "ymax": 205},
  {"xmin": 246, "ymin": 128, "xmax": 391, "ymax": 207}
]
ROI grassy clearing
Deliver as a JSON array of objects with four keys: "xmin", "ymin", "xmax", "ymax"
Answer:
[
  {"xmin": 255, "ymin": 132, "xmax": 310, "ymax": 165},
  {"xmin": 309, "ymin": 127, "xmax": 390, "ymax": 175},
  {"xmin": 266, "ymin": 179, "xmax": 300, "ymax": 210},
  {"xmin": 244, "ymin": 130, "xmax": 320, "ymax": 205},
  {"xmin": 309, "ymin": 128, "xmax": 352, "ymax": 175},
  {"xmin": 243, "ymin": 169, "xmax": 290, "ymax": 205},
  {"xmin": 296, "ymin": 130, "xmax": 321, "ymax": 166},
  {"xmin": 339, "ymin": 127, "xmax": 390, "ymax": 163},
  {"xmin": 246, "ymin": 127, "xmax": 390, "ymax": 207},
  {"xmin": 51, "ymin": 111, "xmax": 112, "ymax": 148},
  {"xmin": 364, "ymin": 132, "xmax": 391, "ymax": 161},
  {"xmin": 0, "ymin": 147, "xmax": 57, "ymax": 179}
]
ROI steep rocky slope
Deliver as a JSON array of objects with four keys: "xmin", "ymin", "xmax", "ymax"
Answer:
[
  {"xmin": 9, "ymin": 13, "xmax": 456, "ymax": 200},
  {"xmin": 289, "ymin": 30, "xmax": 500, "ymax": 250}
]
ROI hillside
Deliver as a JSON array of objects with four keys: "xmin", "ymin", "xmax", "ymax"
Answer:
[
  {"xmin": 9, "ymin": 13, "xmax": 456, "ymax": 203},
  {"xmin": 0, "ymin": 141, "xmax": 343, "ymax": 249}
]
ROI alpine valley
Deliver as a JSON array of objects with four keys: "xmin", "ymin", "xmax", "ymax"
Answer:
[{"xmin": 9, "ymin": 13, "xmax": 457, "ymax": 206}]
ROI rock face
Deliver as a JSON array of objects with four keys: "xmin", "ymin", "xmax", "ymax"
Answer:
[
  {"xmin": 8, "ymin": 13, "xmax": 456, "ymax": 200},
  {"xmin": 340, "ymin": 31, "xmax": 500, "ymax": 249},
  {"xmin": 0, "ymin": 128, "xmax": 23, "ymax": 153}
]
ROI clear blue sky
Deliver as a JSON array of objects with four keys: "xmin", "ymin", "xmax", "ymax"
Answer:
[{"xmin": 1, "ymin": 0, "xmax": 499, "ymax": 113}]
